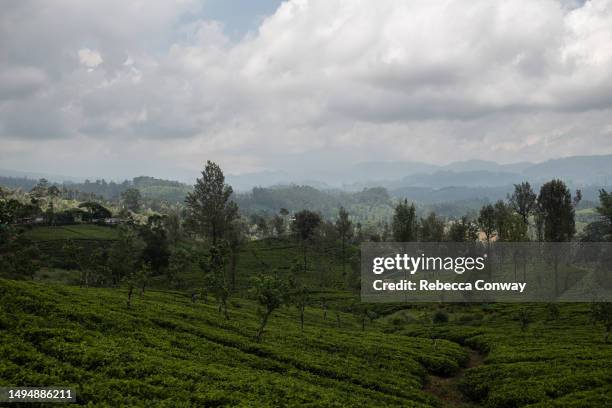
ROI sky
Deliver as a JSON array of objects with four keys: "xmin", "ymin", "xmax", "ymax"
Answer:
[{"xmin": 1, "ymin": 0, "xmax": 612, "ymax": 182}]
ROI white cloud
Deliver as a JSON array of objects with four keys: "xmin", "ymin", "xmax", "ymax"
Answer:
[
  {"xmin": 78, "ymin": 48, "xmax": 104, "ymax": 69},
  {"xmin": 1, "ymin": 0, "xmax": 612, "ymax": 179}
]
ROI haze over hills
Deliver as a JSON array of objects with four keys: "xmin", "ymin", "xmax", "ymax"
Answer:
[
  {"xmin": 1, "ymin": 155, "xmax": 611, "ymax": 214},
  {"xmin": 226, "ymin": 154, "xmax": 612, "ymax": 191},
  {"xmin": 2, "ymin": 154, "xmax": 612, "ymax": 192}
]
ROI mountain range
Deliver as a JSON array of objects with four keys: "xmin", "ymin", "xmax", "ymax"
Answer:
[{"xmin": 226, "ymin": 154, "xmax": 612, "ymax": 191}]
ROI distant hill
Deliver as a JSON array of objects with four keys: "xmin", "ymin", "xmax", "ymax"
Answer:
[
  {"xmin": 2, "ymin": 154, "xmax": 611, "ymax": 219},
  {"xmin": 225, "ymin": 154, "xmax": 612, "ymax": 190}
]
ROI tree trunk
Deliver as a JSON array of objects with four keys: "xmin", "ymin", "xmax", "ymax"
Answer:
[
  {"xmin": 256, "ymin": 311, "xmax": 271, "ymax": 343},
  {"xmin": 341, "ymin": 236, "xmax": 346, "ymax": 276},
  {"xmin": 300, "ymin": 306, "xmax": 305, "ymax": 331},
  {"xmin": 127, "ymin": 285, "xmax": 133, "ymax": 308},
  {"xmin": 230, "ymin": 251, "xmax": 238, "ymax": 290}
]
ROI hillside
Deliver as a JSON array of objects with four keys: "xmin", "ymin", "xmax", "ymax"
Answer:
[
  {"xmin": 0, "ymin": 279, "xmax": 461, "ymax": 407},
  {"xmin": 1, "ymin": 279, "xmax": 610, "ymax": 407}
]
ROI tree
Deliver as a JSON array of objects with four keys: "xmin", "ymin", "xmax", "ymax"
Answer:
[
  {"xmin": 124, "ymin": 263, "xmax": 150, "ymax": 308},
  {"xmin": 537, "ymin": 180, "xmax": 576, "ymax": 242},
  {"xmin": 185, "ymin": 161, "xmax": 238, "ymax": 244},
  {"xmin": 505, "ymin": 213, "xmax": 528, "ymax": 242},
  {"xmin": 168, "ymin": 248, "xmax": 191, "ymax": 288},
  {"xmin": 448, "ymin": 217, "xmax": 478, "ymax": 242},
  {"xmin": 163, "ymin": 206, "xmax": 183, "ymax": 248},
  {"xmin": 108, "ymin": 225, "xmax": 145, "ymax": 286},
  {"xmin": 509, "ymin": 182, "xmax": 536, "ymax": 226},
  {"xmin": 30, "ymin": 178, "xmax": 49, "ymax": 202},
  {"xmin": 47, "ymin": 185, "xmax": 61, "ymax": 225},
  {"xmin": 335, "ymin": 207, "xmax": 353, "ymax": 276},
  {"xmin": 13, "ymin": 244, "xmax": 41, "ymax": 280},
  {"xmin": 78, "ymin": 202, "xmax": 112, "ymax": 222},
  {"xmin": 63, "ymin": 240, "xmax": 92, "ymax": 287},
  {"xmin": 537, "ymin": 180, "xmax": 577, "ymax": 297},
  {"xmin": 289, "ymin": 279, "xmax": 310, "ymax": 332},
  {"xmin": 140, "ymin": 214, "xmax": 170, "ymax": 275},
  {"xmin": 271, "ymin": 215, "xmax": 284, "ymax": 237},
  {"xmin": 251, "ymin": 271, "xmax": 288, "ymax": 342},
  {"xmin": 591, "ymin": 303, "xmax": 612, "ymax": 343},
  {"xmin": 202, "ymin": 243, "xmax": 231, "ymax": 320},
  {"xmin": 596, "ymin": 189, "xmax": 612, "ymax": 241},
  {"xmin": 392, "ymin": 200, "xmax": 418, "ymax": 242},
  {"xmin": 420, "ymin": 213, "xmax": 445, "ymax": 242},
  {"xmin": 478, "ymin": 204, "xmax": 496, "ymax": 242},
  {"xmin": 291, "ymin": 210, "xmax": 322, "ymax": 271},
  {"xmin": 121, "ymin": 188, "xmax": 142, "ymax": 213},
  {"xmin": 226, "ymin": 219, "xmax": 248, "ymax": 289},
  {"xmin": 493, "ymin": 201, "xmax": 513, "ymax": 241}
]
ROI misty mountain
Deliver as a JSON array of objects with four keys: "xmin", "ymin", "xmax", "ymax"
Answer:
[{"xmin": 225, "ymin": 154, "xmax": 612, "ymax": 191}]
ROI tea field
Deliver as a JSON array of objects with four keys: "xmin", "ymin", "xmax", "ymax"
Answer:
[{"xmin": 1, "ymin": 278, "xmax": 610, "ymax": 407}]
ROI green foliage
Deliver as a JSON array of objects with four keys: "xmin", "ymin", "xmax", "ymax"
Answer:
[
  {"xmin": 392, "ymin": 199, "xmax": 418, "ymax": 241},
  {"xmin": 202, "ymin": 243, "xmax": 231, "ymax": 320},
  {"xmin": 251, "ymin": 271, "xmax": 288, "ymax": 342},
  {"xmin": 432, "ymin": 310, "xmax": 449, "ymax": 324},
  {"xmin": 590, "ymin": 302, "xmax": 612, "ymax": 343},
  {"xmin": 537, "ymin": 180, "xmax": 576, "ymax": 242},
  {"xmin": 448, "ymin": 216, "xmax": 478, "ymax": 242},
  {"xmin": 509, "ymin": 182, "xmax": 537, "ymax": 225},
  {"xmin": 1, "ymin": 279, "xmax": 470, "ymax": 406},
  {"xmin": 121, "ymin": 188, "xmax": 142, "ymax": 213},
  {"xmin": 77, "ymin": 201, "xmax": 112, "ymax": 221},
  {"xmin": 419, "ymin": 212, "xmax": 445, "ymax": 242},
  {"xmin": 478, "ymin": 204, "xmax": 496, "ymax": 242},
  {"xmin": 23, "ymin": 225, "xmax": 119, "ymax": 241},
  {"xmin": 517, "ymin": 308, "xmax": 532, "ymax": 331},
  {"xmin": 596, "ymin": 189, "xmax": 612, "ymax": 241},
  {"xmin": 185, "ymin": 161, "xmax": 238, "ymax": 245}
]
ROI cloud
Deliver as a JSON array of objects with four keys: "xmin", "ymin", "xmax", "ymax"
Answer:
[
  {"xmin": 1, "ymin": 0, "xmax": 612, "ymax": 179},
  {"xmin": 78, "ymin": 49, "xmax": 103, "ymax": 69}
]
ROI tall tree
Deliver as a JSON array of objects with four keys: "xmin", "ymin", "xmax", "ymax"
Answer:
[
  {"xmin": 335, "ymin": 207, "xmax": 353, "ymax": 276},
  {"xmin": 448, "ymin": 216, "xmax": 478, "ymax": 242},
  {"xmin": 537, "ymin": 180, "xmax": 576, "ymax": 242},
  {"xmin": 185, "ymin": 161, "xmax": 238, "ymax": 244},
  {"xmin": 202, "ymin": 243, "xmax": 231, "ymax": 320},
  {"xmin": 509, "ymin": 182, "xmax": 537, "ymax": 226},
  {"xmin": 420, "ymin": 213, "xmax": 445, "ymax": 242},
  {"xmin": 140, "ymin": 215, "xmax": 170, "ymax": 275},
  {"xmin": 493, "ymin": 200, "xmax": 513, "ymax": 241},
  {"xmin": 478, "ymin": 204, "xmax": 496, "ymax": 242},
  {"xmin": 226, "ymin": 219, "xmax": 248, "ymax": 289},
  {"xmin": 121, "ymin": 188, "xmax": 142, "ymax": 213},
  {"xmin": 596, "ymin": 189, "xmax": 612, "ymax": 241},
  {"xmin": 537, "ymin": 179, "xmax": 576, "ymax": 297},
  {"xmin": 291, "ymin": 210, "xmax": 322, "ymax": 271},
  {"xmin": 108, "ymin": 225, "xmax": 145, "ymax": 286},
  {"xmin": 392, "ymin": 199, "xmax": 418, "ymax": 242}
]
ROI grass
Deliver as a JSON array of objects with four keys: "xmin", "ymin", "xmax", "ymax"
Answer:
[
  {"xmin": 6, "ymin": 226, "xmax": 612, "ymax": 406},
  {"xmin": 0, "ymin": 279, "xmax": 464, "ymax": 407},
  {"xmin": 393, "ymin": 303, "xmax": 612, "ymax": 407},
  {"xmin": 1, "ymin": 279, "xmax": 610, "ymax": 407},
  {"xmin": 22, "ymin": 225, "xmax": 119, "ymax": 242}
]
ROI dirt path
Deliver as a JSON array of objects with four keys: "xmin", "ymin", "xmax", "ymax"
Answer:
[{"xmin": 423, "ymin": 347, "xmax": 484, "ymax": 407}]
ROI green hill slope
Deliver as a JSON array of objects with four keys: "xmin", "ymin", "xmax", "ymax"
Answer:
[{"xmin": 0, "ymin": 279, "xmax": 465, "ymax": 407}]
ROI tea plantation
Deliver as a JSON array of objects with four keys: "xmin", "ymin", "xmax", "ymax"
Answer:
[
  {"xmin": 0, "ymin": 279, "xmax": 464, "ymax": 407},
  {"xmin": 1, "ymin": 278, "xmax": 611, "ymax": 407}
]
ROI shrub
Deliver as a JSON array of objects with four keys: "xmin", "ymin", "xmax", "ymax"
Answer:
[{"xmin": 432, "ymin": 310, "xmax": 449, "ymax": 324}]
